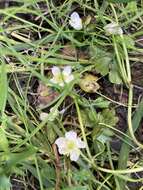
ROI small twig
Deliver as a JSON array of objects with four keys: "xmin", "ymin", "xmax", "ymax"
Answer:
[
  {"xmin": 52, "ymin": 144, "xmax": 61, "ymax": 190},
  {"xmin": 133, "ymin": 84, "xmax": 143, "ymax": 91},
  {"xmin": 96, "ymin": 91, "xmax": 137, "ymax": 108}
]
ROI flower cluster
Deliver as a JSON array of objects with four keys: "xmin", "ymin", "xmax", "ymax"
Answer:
[{"xmin": 68, "ymin": 11, "xmax": 123, "ymax": 36}]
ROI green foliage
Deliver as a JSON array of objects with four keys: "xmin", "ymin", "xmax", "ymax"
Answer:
[
  {"xmin": 78, "ymin": 96, "xmax": 110, "ymax": 108},
  {"xmin": 0, "ymin": 61, "xmax": 8, "ymax": 114},
  {"xmin": 109, "ymin": 62, "xmax": 123, "ymax": 84},
  {"xmin": 125, "ymin": 1, "xmax": 137, "ymax": 13},
  {"xmin": 80, "ymin": 100, "xmax": 118, "ymax": 143},
  {"xmin": 118, "ymin": 98, "xmax": 143, "ymax": 188},
  {"xmin": 0, "ymin": 175, "xmax": 10, "ymax": 190},
  {"xmin": 46, "ymin": 124, "xmax": 57, "ymax": 144},
  {"xmin": 63, "ymin": 186, "xmax": 89, "ymax": 190},
  {"xmin": 90, "ymin": 46, "xmax": 123, "ymax": 84},
  {"xmin": 73, "ymin": 169, "xmax": 91, "ymax": 182},
  {"xmin": 0, "ymin": 0, "xmax": 142, "ymax": 189},
  {"xmin": 91, "ymin": 108, "xmax": 118, "ymax": 141},
  {"xmin": 108, "ymin": 0, "xmax": 135, "ymax": 3},
  {"xmin": 100, "ymin": 109, "xmax": 119, "ymax": 127},
  {"xmin": 0, "ymin": 128, "xmax": 9, "ymax": 153},
  {"xmin": 25, "ymin": 161, "xmax": 56, "ymax": 188},
  {"xmin": 2, "ymin": 146, "xmax": 36, "ymax": 175},
  {"xmin": 90, "ymin": 46, "xmax": 111, "ymax": 76},
  {"xmin": 116, "ymin": 35, "xmax": 135, "ymax": 49}
]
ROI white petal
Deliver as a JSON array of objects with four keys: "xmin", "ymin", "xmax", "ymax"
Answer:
[
  {"xmin": 62, "ymin": 66, "xmax": 72, "ymax": 76},
  {"xmin": 70, "ymin": 150, "xmax": 80, "ymax": 161},
  {"xmin": 64, "ymin": 74, "xmax": 74, "ymax": 83},
  {"xmin": 50, "ymin": 78, "xmax": 58, "ymax": 84},
  {"xmin": 55, "ymin": 137, "xmax": 66, "ymax": 147},
  {"xmin": 69, "ymin": 12, "xmax": 82, "ymax": 30},
  {"xmin": 59, "ymin": 108, "xmax": 66, "ymax": 114},
  {"xmin": 40, "ymin": 112, "xmax": 48, "ymax": 121},
  {"xmin": 77, "ymin": 138, "xmax": 86, "ymax": 148},
  {"xmin": 50, "ymin": 78, "xmax": 64, "ymax": 87},
  {"xmin": 70, "ymin": 12, "xmax": 80, "ymax": 20},
  {"xmin": 58, "ymin": 147, "xmax": 67, "ymax": 155},
  {"xmin": 59, "ymin": 81, "xmax": 65, "ymax": 87},
  {"xmin": 104, "ymin": 22, "xmax": 123, "ymax": 35},
  {"xmin": 55, "ymin": 137, "xmax": 68, "ymax": 155},
  {"xmin": 65, "ymin": 131, "xmax": 77, "ymax": 140},
  {"xmin": 69, "ymin": 20, "xmax": 82, "ymax": 30},
  {"xmin": 51, "ymin": 66, "xmax": 61, "ymax": 76}
]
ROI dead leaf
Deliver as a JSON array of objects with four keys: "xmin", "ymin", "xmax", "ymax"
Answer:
[
  {"xmin": 61, "ymin": 44, "xmax": 77, "ymax": 59},
  {"xmin": 37, "ymin": 82, "xmax": 59, "ymax": 107},
  {"xmin": 78, "ymin": 73, "xmax": 100, "ymax": 93}
]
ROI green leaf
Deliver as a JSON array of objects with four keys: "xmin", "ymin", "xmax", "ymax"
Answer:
[
  {"xmin": 90, "ymin": 46, "xmax": 112, "ymax": 76},
  {"xmin": 3, "ymin": 146, "xmax": 36, "ymax": 174},
  {"xmin": 0, "ymin": 128, "xmax": 9, "ymax": 153},
  {"xmin": 24, "ymin": 163, "xmax": 55, "ymax": 188},
  {"xmin": 101, "ymin": 109, "xmax": 119, "ymax": 127},
  {"xmin": 77, "ymin": 96, "xmax": 110, "ymax": 108},
  {"xmin": 118, "ymin": 98, "xmax": 143, "ymax": 189},
  {"xmin": 63, "ymin": 186, "xmax": 89, "ymax": 190},
  {"xmin": 80, "ymin": 109, "xmax": 92, "ymax": 127},
  {"xmin": 116, "ymin": 35, "xmax": 135, "ymax": 49},
  {"xmin": 46, "ymin": 124, "xmax": 56, "ymax": 144},
  {"xmin": 125, "ymin": 1, "xmax": 137, "ymax": 12},
  {"xmin": 109, "ymin": 63, "xmax": 123, "ymax": 84},
  {"xmin": 97, "ymin": 133, "xmax": 111, "ymax": 144},
  {"xmin": 0, "ymin": 61, "xmax": 8, "ymax": 114},
  {"xmin": 0, "ymin": 175, "xmax": 10, "ymax": 190},
  {"xmin": 90, "ymin": 97, "xmax": 110, "ymax": 108},
  {"xmin": 0, "ymin": 115, "xmax": 9, "ymax": 153},
  {"xmin": 73, "ymin": 169, "xmax": 91, "ymax": 182},
  {"xmin": 91, "ymin": 109, "xmax": 118, "ymax": 140},
  {"xmin": 108, "ymin": 0, "xmax": 135, "ymax": 3},
  {"xmin": 92, "ymin": 108, "xmax": 118, "ymax": 128},
  {"xmin": 94, "ymin": 56, "xmax": 111, "ymax": 76}
]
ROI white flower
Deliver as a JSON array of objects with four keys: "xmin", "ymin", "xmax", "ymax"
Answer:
[
  {"xmin": 50, "ymin": 66, "xmax": 74, "ymax": 87},
  {"xmin": 40, "ymin": 108, "xmax": 59, "ymax": 122},
  {"xmin": 55, "ymin": 131, "xmax": 86, "ymax": 161},
  {"xmin": 40, "ymin": 112, "xmax": 49, "ymax": 121},
  {"xmin": 69, "ymin": 12, "xmax": 82, "ymax": 30},
  {"xmin": 104, "ymin": 22, "xmax": 123, "ymax": 35}
]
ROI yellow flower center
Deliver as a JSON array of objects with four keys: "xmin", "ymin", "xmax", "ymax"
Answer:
[
  {"xmin": 67, "ymin": 140, "xmax": 76, "ymax": 151},
  {"xmin": 55, "ymin": 73, "xmax": 64, "ymax": 83}
]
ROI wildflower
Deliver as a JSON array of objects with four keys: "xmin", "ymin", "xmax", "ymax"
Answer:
[
  {"xmin": 104, "ymin": 22, "xmax": 123, "ymax": 35},
  {"xmin": 55, "ymin": 131, "xmax": 86, "ymax": 161},
  {"xmin": 50, "ymin": 66, "xmax": 74, "ymax": 87},
  {"xmin": 40, "ymin": 112, "xmax": 48, "ymax": 121},
  {"xmin": 69, "ymin": 12, "xmax": 82, "ymax": 30},
  {"xmin": 40, "ymin": 108, "xmax": 59, "ymax": 121}
]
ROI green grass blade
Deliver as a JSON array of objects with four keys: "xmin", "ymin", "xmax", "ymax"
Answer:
[
  {"xmin": 118, "ymin": 98, "xmax": 143, "ymax": 189},
  {"xmin": 0, "ymin": 60, "xmax": 8, "ymax": 114}
]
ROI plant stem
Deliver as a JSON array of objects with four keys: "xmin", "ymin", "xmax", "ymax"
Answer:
[{"xmin": 74, "ymin": 99, "xmax": 92, "ymax": 160}]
